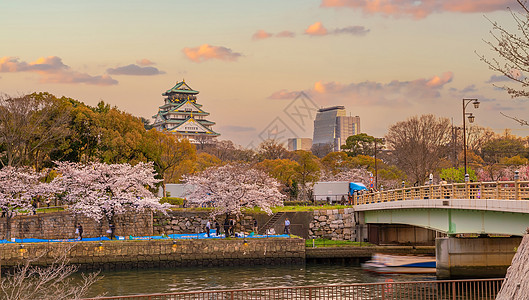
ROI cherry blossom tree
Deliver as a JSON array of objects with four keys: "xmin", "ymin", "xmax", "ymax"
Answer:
[
  {"xmin": 185, "ymin": 164, "xmax": 285, "ymax": 217},
  {"xmin": 52, "ymin": 161, "xmax": 168, "ymax": 225},
  {"xmin": 0, "ymin": 167, "xmax": 53, "ymax": 239},
  {"xmin": 320, "ymin": 168, "xmax": 370, "ymax": 185}
]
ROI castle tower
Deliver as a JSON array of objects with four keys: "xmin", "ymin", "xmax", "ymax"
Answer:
[{"xmin": 152, "ymin": 80, "xmax": 220, "ymax": 143}]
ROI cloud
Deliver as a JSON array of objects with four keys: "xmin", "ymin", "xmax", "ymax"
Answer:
[
  {"xmin": 334, "ymin": 26, "xmax": 370, "ymax": 36},
  {"xmin": 268, "ymin": 72, "xmax": 454, "ymax": 106},
  {"xmin": 320, "ymin": 0, "xmax": 511, "ymax": 19},
  {"xmin": 268, "ymin": 89, "xmax": 302, "ymax": 100},
  {"xmin": 220, "ymin": 125, "xmax": 256, "ymax": 132},
  {"xmin": 107, "ymin": 64, "xmax": 165, "ymax": 76},
  {"xmin": 305, "ymin": 22, "xmax": 370, "ymax": 36},
  {"xmin": 252, "ymin": 30, "xmax": 273, "ymax": 40},
  {"xmin": 276, "ymin": 31, "xmax": 296, "ymax": 38},
  {"xmin": 136, "ymin": 58, "xmax": 155, "ymax": 66},
  {"xmin": 305, "ymin": 22, "xmax": 328, "ymax": 36},
  {"xmin": 183, "ymin": 44, "xmax": 242, "ymax": 63},
  {"xmin": 486, "ymin": 74, "xmax": 510, "ymax": 83},
  {"xmin": 0, "ymin": 56, "xmax": 118, "ymax": 85}
]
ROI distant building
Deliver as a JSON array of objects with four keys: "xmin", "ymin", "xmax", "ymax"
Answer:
[
  {"xmin": 288, "ymin": 138, "xmax": 312, "ymax": 151},
  {"xmin": 312, "ymin": 106, "xmax": 360, "ymax": 151},
  {"xmin": 152, "ymin": 80, "xmax": 220, "ymax": 143}
]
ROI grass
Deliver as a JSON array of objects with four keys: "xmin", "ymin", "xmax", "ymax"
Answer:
[
  {"xmin": 241, "ymin": 205, "xmax": 350, "ymax": 214},
  {"xmin": 167, "ymin": 205, "xmax": 349, "ymax": 214},
  {"xmin": 305, "ymin": 238, "xmax": 373, "ymax": 248}
]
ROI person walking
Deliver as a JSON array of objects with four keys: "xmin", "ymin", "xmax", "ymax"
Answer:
[
  {"xmin": 252, "ymin": 218, "xmax": 258, "ymax": 234},
  {"xmin": 109, "ymin": 223, "xmax": 115, "ymax": 240},
  {"xmin": 229, "ymin": 218, "xmax": 236, "ymax": 237},
  {"xmin": 205, "ymin": 220, "xmax": 211, "ymax": 237},
  {"xmin": 77, "ymin": 223, "xmax": 83, "ymax": 240},
  {"xmin": 284, "ymin": 217, "xmax": 291, "ymax": 235},
  {"xmin": 215, "ymin": 220, "xmax": 221, "ymax": 236},
  {"xmin": 223, "ymin": 218, "xmax": 230, "ymax": 238}
]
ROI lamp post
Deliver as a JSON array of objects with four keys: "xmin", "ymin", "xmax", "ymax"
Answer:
[{"xmin": 462, "ymin": 98, "xmax": 480, "ymax": 179}]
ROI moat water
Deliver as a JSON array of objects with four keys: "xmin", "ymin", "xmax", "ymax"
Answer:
[{"xmin": 84, "ymin": 263, "xmax": 436, "ymax": 298}]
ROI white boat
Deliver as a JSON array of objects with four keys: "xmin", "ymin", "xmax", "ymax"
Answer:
[{"xmin": 362, "ymin": 253, "xmax": 436, "ymax": 274}]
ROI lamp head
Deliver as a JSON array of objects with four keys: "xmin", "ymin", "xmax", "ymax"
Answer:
[
  {"xmin": 467, "ymin": 114, "xmax": 475, "ymax": 123},
  {"xmin": 473, "ymin": 100, "xmax": 480, "ymax": 109}
]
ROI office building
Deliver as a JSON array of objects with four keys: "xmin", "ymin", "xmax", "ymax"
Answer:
[
  {"xmin": 287, "ymin": 138, "xmax": 312, "ymax": 151},
  {"xmin": 312, "ymin": 106, "xmax": 360, "ymax": 151}
]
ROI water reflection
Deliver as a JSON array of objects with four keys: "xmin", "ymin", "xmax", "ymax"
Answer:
[{"xmin": 84, "ymin": 264, "xmax": 436, "ymax": 298}]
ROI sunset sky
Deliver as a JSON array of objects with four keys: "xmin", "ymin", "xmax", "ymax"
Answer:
[{"xmin": 2, "ymin": 0, "xmax": 528, "ymax": 147}]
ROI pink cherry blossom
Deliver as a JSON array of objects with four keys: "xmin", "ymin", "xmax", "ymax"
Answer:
[
  {"xmin": 52, "ymin": 161, "xmax": 168, "ymax": 223},
  {"xmin": 185, "ymin": 163, "xmax": 285, "ymax": 217}
]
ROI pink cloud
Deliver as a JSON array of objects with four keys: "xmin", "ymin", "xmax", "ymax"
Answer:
[
  {"xmin": 276, "ymin": 31, "xmax": 296, "ymax": 38},
  {"xmin": 304, "ymin": 22, "xmax": 370, "ymax": 36},
  {"xmin": 0, "ymin": 56, "xmax": 118, "ymax": 85},
  {"xmin": 183, "ymin": 44, "xmax": 242, "ymax": 63},
  {"xmin": 269, "ymin": 72, "xmax": 454, "ymax": 106},
  {"xmin": 321, "ymin": 0, "xmax": 511, "ymax": 19},
  {"xmin": 305, "ymin": 22, "xmax": 328, "ymax": 36},
  {"xmin": 252, "ymin": 30, "xmax": 273, "ymax": 40},
  {"xmin": 136, "ymin": 58, "xmax": 155, "ymax": 66}
]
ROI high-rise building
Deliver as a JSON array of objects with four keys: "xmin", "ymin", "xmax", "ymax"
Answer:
[
  {"xmin": 152, "ymin": 80, "xmax": 220, "ymax": 143},
  {"xmin": 312, "ymin": 106, "xmax": 360, "ymax": 151},
  {"xmin": 287, "ymin": 138, "xmax": 312, "ymax": 151}
]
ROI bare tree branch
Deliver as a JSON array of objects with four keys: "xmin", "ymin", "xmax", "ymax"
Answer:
[{"xmin": 500, "ymin": 111, "xmax": 529, "ymax": 125}]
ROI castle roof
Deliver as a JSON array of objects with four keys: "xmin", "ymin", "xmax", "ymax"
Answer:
[{"xmin": 162, "ymin": 80, "xmax": 199, "ymax": 96}]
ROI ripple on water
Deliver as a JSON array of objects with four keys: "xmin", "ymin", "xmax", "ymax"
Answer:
[{"xmin": 83, "ymin": 264, "xmax": 436, "ymax": 298}]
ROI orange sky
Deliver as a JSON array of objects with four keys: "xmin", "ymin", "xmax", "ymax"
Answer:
[{"xmin": 1, "ymin": 0, "xmax": 528, "ymax": 147}]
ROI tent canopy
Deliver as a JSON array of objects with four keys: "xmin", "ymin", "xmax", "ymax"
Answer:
[{"xmin": 349, "ymin": 182, "xmax": 368, "ymax": 192}]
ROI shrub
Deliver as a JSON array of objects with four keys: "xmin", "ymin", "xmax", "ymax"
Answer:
[{"xmin": 160, "ymin": 197, "xmax": 184, "ymax": 206}]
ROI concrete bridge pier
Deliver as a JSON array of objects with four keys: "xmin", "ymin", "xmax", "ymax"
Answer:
[{"xmin": 436, "ymin": 236, "xmax": 521, "ymax": 279}]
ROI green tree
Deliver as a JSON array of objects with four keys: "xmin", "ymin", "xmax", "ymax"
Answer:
[
  {"xmin": 440, "ymin": 167, "xmax": 477, "ymax": 183},
  {"xmin": 255, "ymin": 158, "xmax": 299, "ymax": 199},
  {"xmin": 97, "ymin": 106, "xmax": 149, "ymax": 164},
  {"xmin": 143, "ymin": 129, "xmax": 196, "ymax": 196},
  {"xmin": 292, "ymin": 150, "xmax": 321, "ymax": 201},
  {"xmin": 321, "ymin": 151, "xmax": 353, "ymax": 175},
  {"xmin": 341, "ymin": 133, "xmax": 377, "ymax": 157},
  {"xmin": 0, "ymin": 93, "xmax": 71, "ymax": 169}
]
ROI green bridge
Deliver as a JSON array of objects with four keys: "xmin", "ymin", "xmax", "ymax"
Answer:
[{"xmin": 354, "ymin": 181, "xmax": 529, "ymax": 236}]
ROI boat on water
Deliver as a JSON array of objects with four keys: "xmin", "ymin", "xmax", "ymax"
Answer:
[{"xmin": 362, "ymin": 253, "xmax": 436, "ymax": 274}]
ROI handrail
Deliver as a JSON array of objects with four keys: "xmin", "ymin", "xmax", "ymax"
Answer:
[
  {"xmin": 84, "ymin": 278, "xmax": 504, "ymax": 299},
  {"xmin": 354, "ymin": 180, "xmax": 529, "ymax": 205}
]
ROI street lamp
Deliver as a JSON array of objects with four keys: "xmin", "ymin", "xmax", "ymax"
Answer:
[{"xmin": 462, "ymin": 98, "xmax": 480, "ymax": 178}]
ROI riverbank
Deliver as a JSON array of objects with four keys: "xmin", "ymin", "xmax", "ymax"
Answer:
[{"xmin": 1, "ymin": 238, "xmax": 435, "ymax": 272}]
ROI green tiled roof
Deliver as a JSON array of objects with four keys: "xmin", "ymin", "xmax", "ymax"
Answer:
[{"xmin": 162, "ymin": 80, "xmax": 199, "ymax": 96}]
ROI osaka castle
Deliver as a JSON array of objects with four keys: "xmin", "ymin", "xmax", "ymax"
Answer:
[{"xmin": 152, "ymin": 80, "xmax": 220, "ymax": 143}]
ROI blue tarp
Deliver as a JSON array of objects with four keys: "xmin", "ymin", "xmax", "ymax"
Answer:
[
  {"xmin": 349, "ymin": 182, "xmax": 368, "ymax": 192},
  {"xmin": 0, "ymin": 229, "xmax": 290, "ymax": 243}
]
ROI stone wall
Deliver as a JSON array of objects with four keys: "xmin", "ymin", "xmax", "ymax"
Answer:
[
  {"xmin": 0, "ymin": 238, "xmax": 305, "ymax": 270},
  {"xmin": 152, "ymin": 211, "xmax": 265, "ymax": 235},
  {"xmin": 309, "ymin": 209, "xmax": 356, "ymax": 240},
  {"xmin": 0, "ymin": 212, "xmax": 153, "ymax": 240},
  {"xmin": 497, "ymin": 234, "xmax": 529, "ymax": 300}
]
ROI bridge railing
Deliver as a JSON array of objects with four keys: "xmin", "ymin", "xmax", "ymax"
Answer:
[
  {"xmin": 354, "ymin": 180, "xmax": 529, "ymax": 205},
  {"xmin": 85, "ymin": 278, "xmax": 504, "ymax": 299}
]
